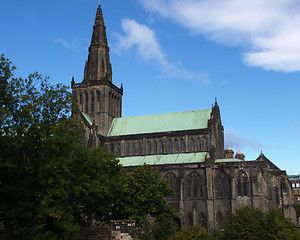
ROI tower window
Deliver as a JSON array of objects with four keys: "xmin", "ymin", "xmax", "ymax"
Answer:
[
  {"xmin": 85, "ymin": 92, "xmax": 89, "ymax": 112},
  {"xmin": 91, "ymin": 92, "xmax": 94, "ymax": 113},
  {"xmin": 90, "ymin": 73, "xmax": 95, "ymax": 79}
]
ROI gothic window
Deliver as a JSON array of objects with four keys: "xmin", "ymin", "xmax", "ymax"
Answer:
[
  {"xmin": 199, "ymin": 212, "xmax": 207, "ymax": 229},
  {"xmin": 275, "ymin": 187, "xmax": 280, "ymax": 205},
  {"xmin": 174, "ymin": 139, "xmax": 179, "ymax": 152},
  {"xmin": 91, "ymin": 91, "xmax": 95, "ymax": 113},
  {"xmin": 132, "ymin": 142, "xmax": 136, "ymax": 155},
  {"xmin": 216, "ymin": 212, "xmax": 223, "ymax": 229},
  {"xmin": 191, "ymin": 138, "xmax": 195, "ymax": 152},
  {"xmin": 138, "ymin": 141, "xmax": 142, "ymax": 155},
  {"xmin": 147, "ymin": 141, "xmax": 151, "ymax": 155},
  {"xmin": 197, "ymin": 137, "xmax": 201, "ymax": 151},
  {"xmin": 168, "ymin": 139, "xmax": 173, "ymax": 153},
  {"xmin": 117, "ymin": 143, "xmax": 121, "ymax": 156},
  {"xmin": 80, "ymin": 92, "xmax": 83, "ymax": 104},
  {"xmin": 180, "ymin": 138, "xmax": 185, "ymax": 152},
  {"xmin": 189, "ymin": 212, "xmax": 193, "ymax": 226},
  {"xmin": 217, "ymin": 171, "xmax": 230, "ymax": 198},
  {"xmin": 203, "ymin": 137, "xmax": 207, "ymax": 151},
  {"xmin": 101, "ymin": 56, "xmax": 105, "ymax": 74},
  {"xmin": 165, "ymin": 173, "xmax": 179, "ymax": 198},
  {"xmin": 90, "ymin": 73, "xmax": 95, "ymax": 79},
  {"xmin": 153, "ymin": 141, "xmax": 157, "ymax": 154},
  {"xmin": 187, "ymin": 173, "xmax": 203, "ymax": 198},
  {"xmin": 237, "ymin": 170, "xmax": 248, "ymax": 196},
  {"xmin": 127, "ymin": 142, "xmax": 130, "ymax": 156},
  {"xmin": 85, "ymin": 92, "xmax": 89, "ymax": 112},
  {"xmin": 159, "ymin": 140, "xmax": 164, "ymax": 154},
  {"xmin": 110, "ymin": 143, "xmax": 114, "ymax": 153}
]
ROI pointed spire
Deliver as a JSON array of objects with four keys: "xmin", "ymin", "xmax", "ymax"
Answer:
[{"xmin": 83, "ymin": 3, "xmax": 112, "ymax": 83}]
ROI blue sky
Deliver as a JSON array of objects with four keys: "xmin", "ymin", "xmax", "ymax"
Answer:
[{"xmin": 1, "ymin": 0, "xmax": 300, "ymax": 175}]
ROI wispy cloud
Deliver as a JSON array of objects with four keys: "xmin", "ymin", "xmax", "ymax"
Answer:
[
  {"xmin": 139, "ymin": 0, "xmax": 300, "ymax": 72},
  {"xmin": 225, "ymin": 129, "xmax": 263, "ymax": 151},
  {"xmin": 54, "ymin": 38, "xmax": 71, "ymax": 48},
  {"xmin": 113, "ymin": 18, "xmax": 209, "ymax": 83}
]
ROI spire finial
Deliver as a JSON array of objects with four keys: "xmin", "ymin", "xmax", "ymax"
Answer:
[{"xmin": 99, "ymin": 0, "xmax": 101, "ymax": 5}]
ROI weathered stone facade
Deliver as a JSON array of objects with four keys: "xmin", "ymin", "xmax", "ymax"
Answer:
[{"xmin": 72, "ymin": 3, "xmax": 297, "ymax": 232}]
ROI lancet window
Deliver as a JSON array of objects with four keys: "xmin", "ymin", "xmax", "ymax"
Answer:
[
  {"xmin": 217, "ymin": 171, "xmax": 230, "ymax": 198},
  {"xmin": 187, "ymin": 173, "xmax": 203, "ymax": 198},
  {"xmin": 237, "ymin": 170, "xmax": 248, "ymax": 196}
]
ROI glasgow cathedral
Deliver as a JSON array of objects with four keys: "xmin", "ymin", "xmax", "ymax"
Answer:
[{"xmin": 71, "ymin": 3, "xmax": 297, "ymax": 232}]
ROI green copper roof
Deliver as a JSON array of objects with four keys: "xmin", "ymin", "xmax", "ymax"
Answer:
[
  {"xmin": 81, "ymin": 112, "xmax": 92, "ymax": 126},
  {"xmin": 108, "ymin": 109, "xmax": 212, "ymax": 136},
  {"xmin": 118, "ymin": 152, "xmax": 208, "ymax": 167},
  {"xmin": 215, "ymin": 158, "xmax": 244, "ymax": 163}
]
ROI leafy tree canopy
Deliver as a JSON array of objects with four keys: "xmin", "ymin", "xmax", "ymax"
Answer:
[
  {"xmin": 0, "ymin": 54, "xmax": 123, "ymax": 240},
  {"xmin": 114, "ymin": 165, "xmax": 177, "ymax": 225},
  {"xmin": 221, "ymin": 206, "xmax": 300, "ymax": 240}
]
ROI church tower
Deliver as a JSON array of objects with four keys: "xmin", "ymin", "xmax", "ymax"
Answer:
[{"xmin": 72, "ymin": 2, "xmax": 123, "ymax": 136}]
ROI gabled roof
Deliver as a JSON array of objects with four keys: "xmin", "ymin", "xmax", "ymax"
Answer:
[
  {"xmin": 107, "ymin": 109, "xmax": 212, "ymax": 136},
  {"xmin": 118, "ymin": 152, "xmax": 208, "ymax": 167}
]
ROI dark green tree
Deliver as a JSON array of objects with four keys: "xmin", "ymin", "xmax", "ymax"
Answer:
[
  {"xmin": 221, "ymin": 206, "xmax": 300, "ymax": 240},
  {"xmin": 115, "ymin": 165, "xmax": 177, "ymax": 225},
  {"xmin": 168, "ymin": 225, "xmax": 213, "ymax": 240},
  {"xmin": 0, "ymin": 55, "xmax": 123, "ymax": 239}
]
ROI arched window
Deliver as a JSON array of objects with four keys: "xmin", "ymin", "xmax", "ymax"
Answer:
[
  {"xmin": 174, "ymin": 139, "xmax": 179, "ymax": 152},
  {"xmin": 147, "ymin": 141, "xmax": 151, "ymax": 155},
  {"xmin": 203, "ymin": 137, "xmax": 207, "ymax": 151},
  {"xmin": 127, "ymin": 142, "xmax": 130, "ymax": 156},
  {"xmin": 132, "ymin": 142, "xmax": 136, "ymax": 155},
  {"xmin": 188, "ymin": 173, "xmax": 203, "ymax": 198},
  {"xmin": 168, "ymin": 139, "xmax": 173, "ymax": 153},
  {"xmin": 165, "ymin": 173, "xmax": 179, "ymax": 198},
  {"xmin": 217, "ymin": 171, "xmax": 230, "ymax": 198},
  {"xmin": 85, "ymin": 92, "xmax": 89, "ymax": 112},
  {"xmin": 97, "ymin": 90, "xmax": 101, "ymax": 111},
  {"xmin": 91, "ymin": 91, "xmax": 94, "ymax": 113},
  {"xmin": 110, "ymin": 143, "xmax": 114, "ymax": 153},
  {"xmin": 190, "ymin": 138, "xmax": 195, "ymax": 152},
  {"xmin": 117, "ymin": 143, "xmax": 121, "ymax": 156},
  {"xmin": 237, "ymin": 170, "xmax": 248, "ymax": 196},
  {"xmin": 199, "ymin": 212, "xmax": 207, "ymax": 229},
  {"xmin": 216, "ymin": 212, "xmax": 223, "ymax": 229},
  {"xmin": 159, "ymin": 140, "xmax": 164, "ymax": 154},
  {"xmin": 180, "ymin": 138, "xmax": 185, "ymax": 152},
  {"xmin": 153, "ymin": 141, "xmax": 157, "ymax": 154},
  {"xmin": 101, "ymin": 56, "xmax": 105, "ymax": 74},
  {"xmin": 138, "ymin": 141, "xmax": 142, "ymax": 155},
  {"xmin": 275, "ymin": 187, "xmax": 280, "ymax": 205},
  {"xmin": 197, "ymin": 137, "xmax": 201, "ymax": 151}
]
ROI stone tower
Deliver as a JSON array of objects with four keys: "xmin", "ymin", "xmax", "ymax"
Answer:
[{"xmin": 72, "ymin": 2, "xmax": 123, "ymax": 136}]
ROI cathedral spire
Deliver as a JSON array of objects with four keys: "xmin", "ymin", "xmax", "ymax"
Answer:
[{"xmin": 84, "ymin": 2, "xmax": 112, "ymax": 83}]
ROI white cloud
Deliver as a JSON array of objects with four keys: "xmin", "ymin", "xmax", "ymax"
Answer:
[
  {"xmin": 114, "ymin": 18, "xmax": 209, "ymax": 83},
  {"xmin": 139, "ymin": 0, "xmax": 300, "ymax": 72},
  {"xmin": 54, "ymin": 38, "xmax": 71, "ymax": 48},
  {"xmin": 225, "ymin": 129, "xmax": 263, "ymax": 151}
]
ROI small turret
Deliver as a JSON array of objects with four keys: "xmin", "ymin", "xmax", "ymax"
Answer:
[
  {"xmin": 235, "ymin": 150, "xmax": 245, "ymax": 160},
  {"xmin": 224, "ymin": 145, "xmax": 234, "ymax": 158}
]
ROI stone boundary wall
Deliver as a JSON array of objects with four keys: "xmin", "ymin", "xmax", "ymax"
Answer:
[{"xmin": 74, "ymin": 220, "xmax": 140, "ymax": 240}]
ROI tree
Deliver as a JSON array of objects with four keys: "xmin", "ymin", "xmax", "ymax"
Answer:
[
  {"xmin": 0, "ymin": 55, "xmax": 124, "ymax": 239},
  {"xmin": 115, "ymin": 165, "xmax": 177, "ymax": 225},
  {"xmin": 221, "ymin": 206, "xmax": 300, "ymax": 240},
  {"xmin": 168, "ymin": 225, "xmax": 213, "ymax": 240}
]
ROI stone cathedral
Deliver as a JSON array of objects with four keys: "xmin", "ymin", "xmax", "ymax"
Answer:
[{"xmin": 71, "ymin": 3, "xmax": 296, "ymax": 232}]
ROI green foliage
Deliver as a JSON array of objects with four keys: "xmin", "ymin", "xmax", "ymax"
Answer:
[
  {"xmin": 141, "ymin": 219, "xmax": 179, "ymax": 240},
  {"xmin": 0, "ymin": 55, "xmax": 124, "ymax": 239},
  {"xmin": 114, "ymin": 165, "xmax": 177, "ymax": 225},
  {"xmin": 295, "ymin": 203, "xmax": 300, "ymax": 219},
  {"xmin": 168, "ymin": 225, "xmax": 213, "ymax": 240},
  {"xmin": 221, "ymin": 206, "xmax": 300, "ymax": 240}
]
